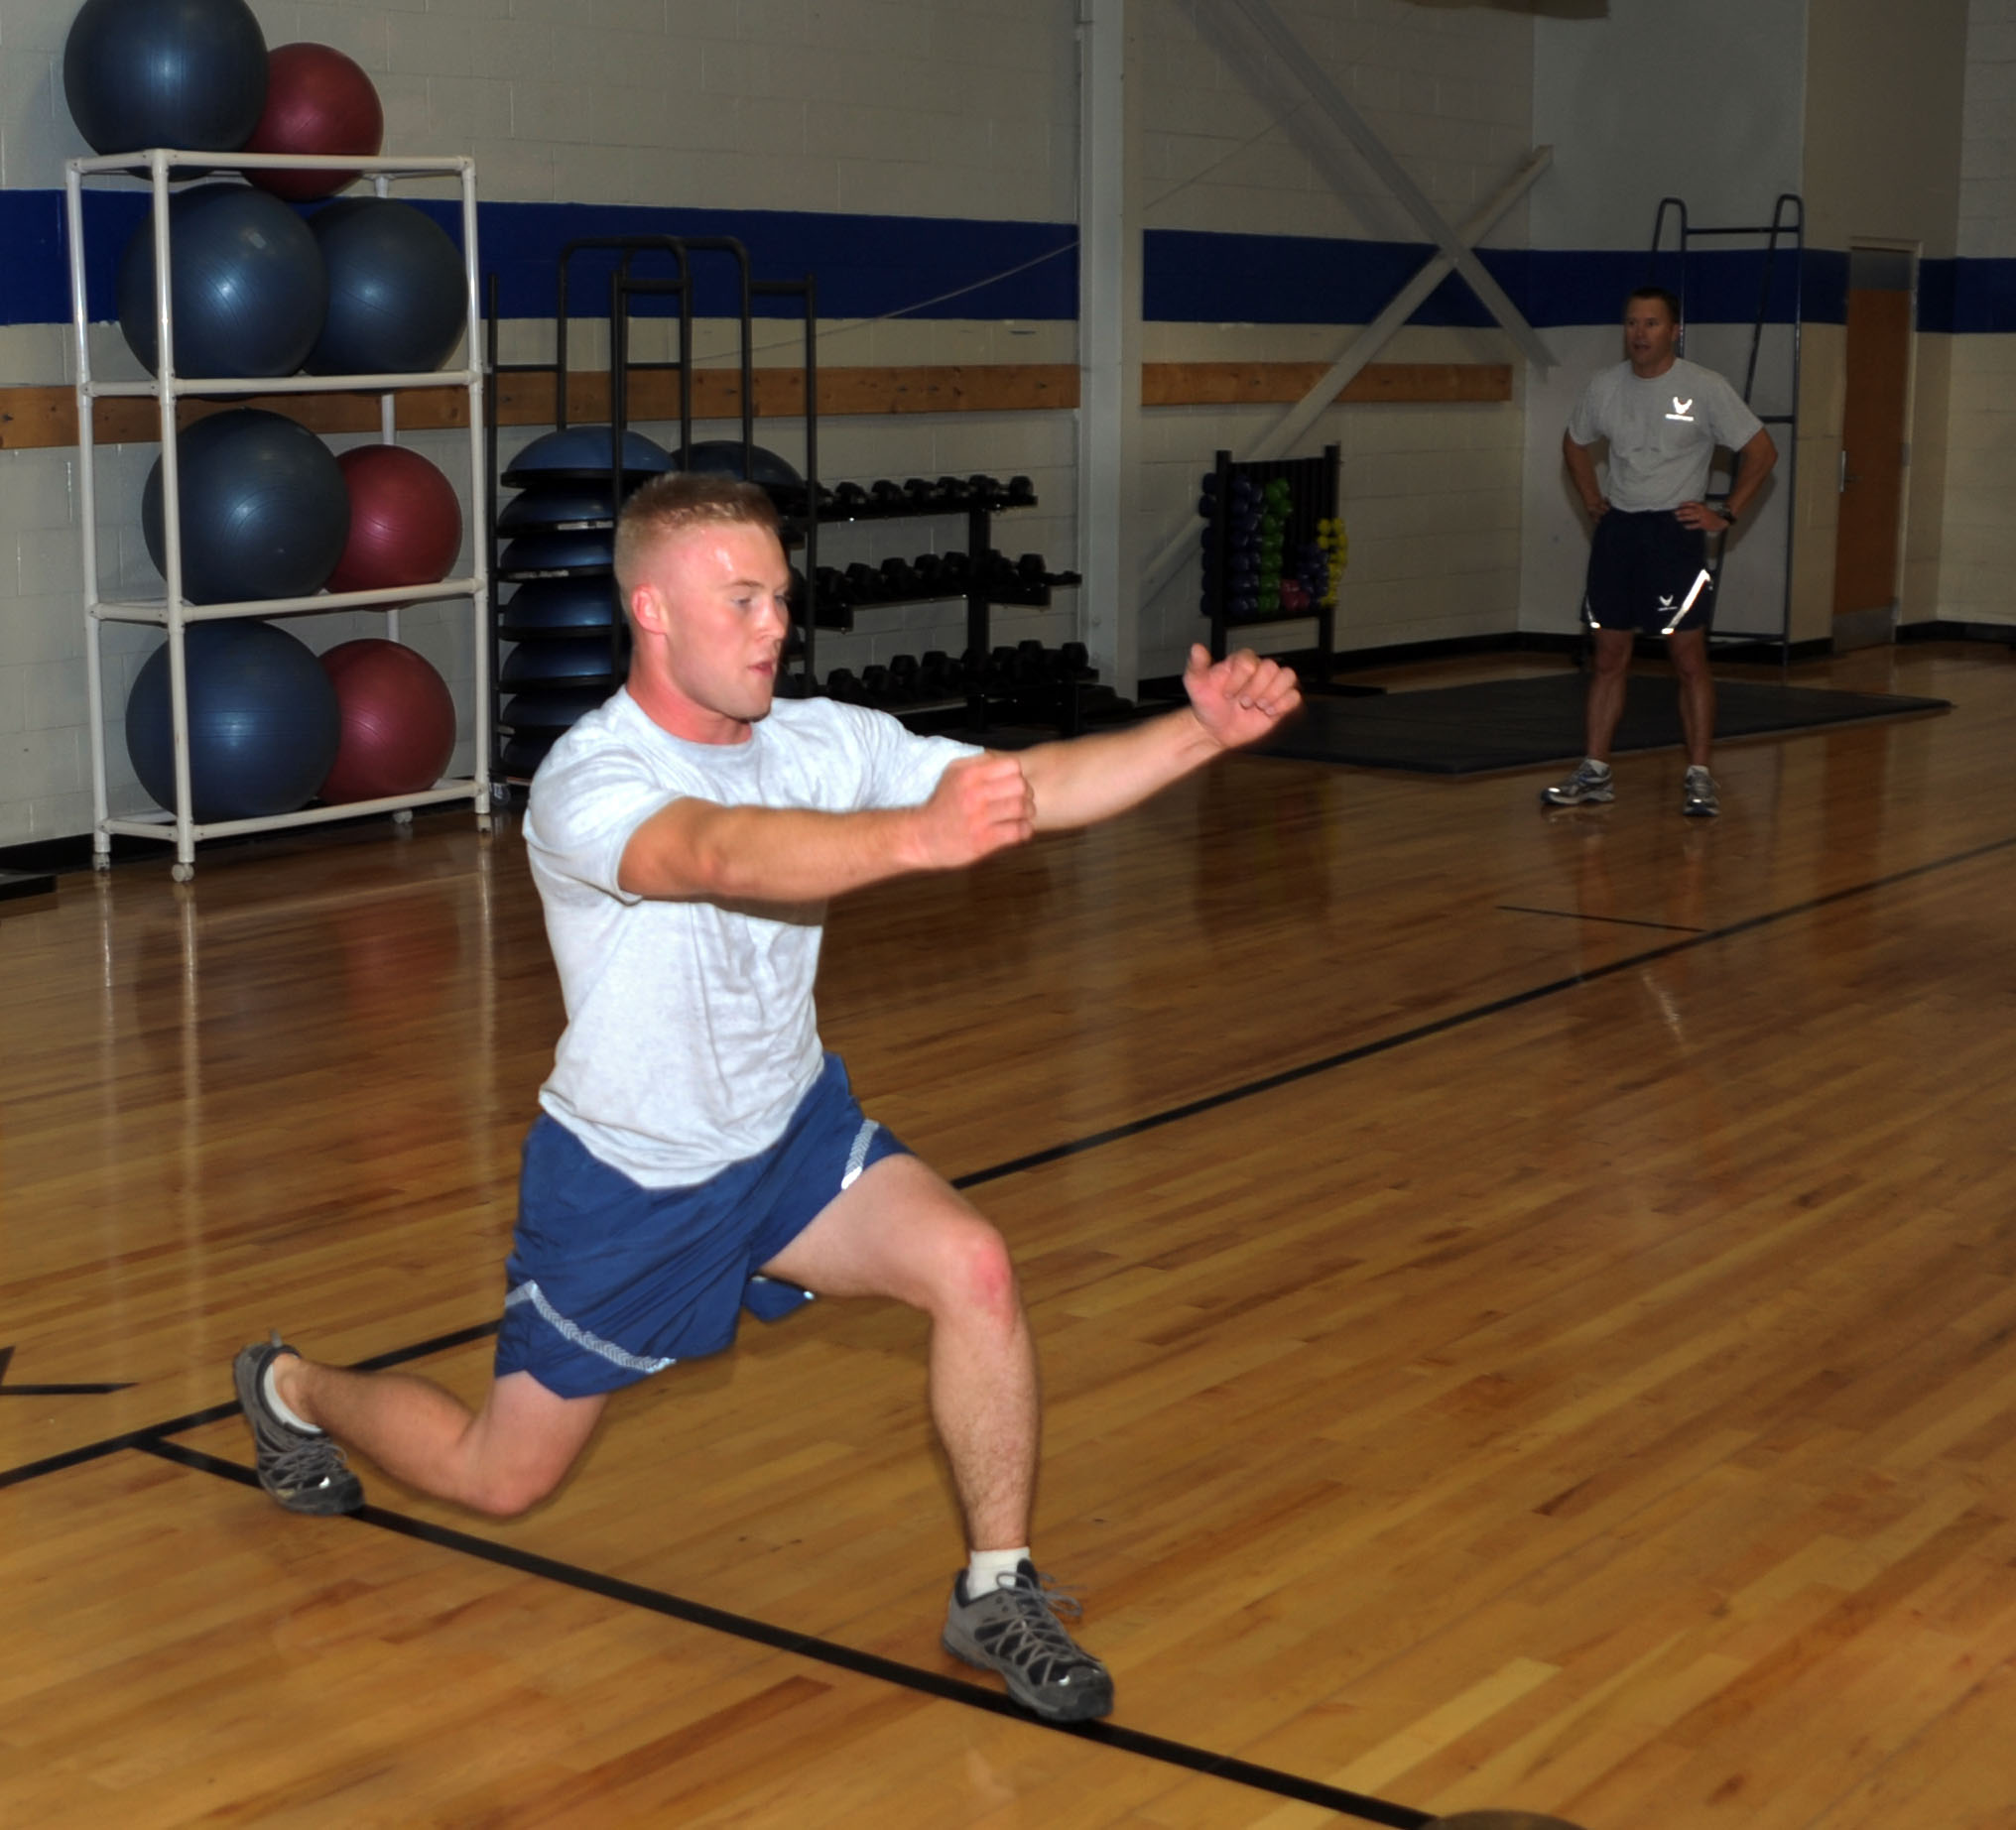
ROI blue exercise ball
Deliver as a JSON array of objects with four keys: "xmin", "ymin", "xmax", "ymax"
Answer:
[
  {"xmin": 63, "ymin": 0, "xmax": 267, "ymax": 156},
  {"xmin": 142, "ymin": 409, "xmax": 350, "ymax": 604},
  {"xmin": 118, "ymin": 184, "xmax": 325, "ymax": 379},
  {"xmin": 125, "ymin": 620, "xmax": 341, "ymax": 821},
  {"xmin": 305, "ymin": 198, "xmax": 465, "ymax": 376}
]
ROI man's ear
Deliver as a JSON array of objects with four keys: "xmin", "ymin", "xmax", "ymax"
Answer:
[{"xmin": 629, "ymin": 578, "xmax": 667, "ymax": 637}]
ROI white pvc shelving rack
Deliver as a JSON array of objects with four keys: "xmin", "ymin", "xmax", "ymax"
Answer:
[{"xmin": 65, "ymin": 148, "xmax": 492, "ymax": 882}]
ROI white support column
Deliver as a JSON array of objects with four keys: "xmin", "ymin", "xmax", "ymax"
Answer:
[{"xmin": 1076, "ymin": 0, "xmax": 1143, "ymax": 697}]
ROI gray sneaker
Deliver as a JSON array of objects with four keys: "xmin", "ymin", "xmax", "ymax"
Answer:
[
  {"xmin": 1681, "ymin": 765, "xmax": 1720, "ymax": 817},
  {"xmin": 1542, "ymin": 758, "xmax": 1614, "ymax": 806},
  {"xmin": 232, "ymin": 1331, "xmax": 364, "ymax": 1516},
  {"xmin": 943, "ymin": 1560, "xmax": 1113, "ymax": 1721}
]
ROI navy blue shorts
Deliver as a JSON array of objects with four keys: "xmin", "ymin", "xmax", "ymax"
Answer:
[
  {"xmin": 1582, "ymin": 510, "xmax": 1714, "ymax": 636},
  {"xmin": 495, "ymin": 1053, "xmax": 909, "ymax": 1399}
]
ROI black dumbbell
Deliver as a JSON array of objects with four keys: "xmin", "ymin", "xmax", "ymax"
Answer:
[
  {"xmin": 918, "ymin": 650, "xmax": 955, "ymax": 696},
  {"xmin": 888, "ymin": 653, "xmax": 920, "ymax": 694},
  {"xmin": 823, "ymin": 667, "xmax": 866, "ymax": 703},
  {"xmin": 940, "ymin": 549, "xmax": 971, "ymax": 586},
  {"xmin": 967, "ymin": 474, "xmax": 1002, "ymax": 503},
  {"xmin": 1005, "ymin": 475, "xmax": 1035, "ymax": 506},
  {"xmin": 904, "ymin": 477, "xmax": 941, "ymax": 507},
  {"xmin": 936, "ymin": 475, "xmax": 970, "ymax": 507},
  {"xmin": 1059, "ymin": 641, "xmax": 1092, "ymax": 679},
  {"xmin": 844, "ymin": 561, "xmax": 886, "ymax": 602},
  {"xmin": 832, "ymin": 480, "xmax": 869, "ymax": 510},
  {"xmin": 879, "ymin": 556, "xmax": 920, "ymax": 596},
  {"xmin": 1016, "ymin": 639, "xmax": 1049, "ymax": 682},
  {"xmin": 1016, "ymin": 553, "xmax": 1047, "ymax": 583},
  {"xmin": 912, "ymin": 552, "xmax": 945, "ymax": 589},
  {"xmin": 859, "ymin": 664, "xmax": 891, "ymax": 703},
  {"xmin": 815, "ymin": 564, "xmax": 852, "ymax": 606},
  {"xmin": 869, "ymin": 479, "xmax": 905, "ymax": 507}
]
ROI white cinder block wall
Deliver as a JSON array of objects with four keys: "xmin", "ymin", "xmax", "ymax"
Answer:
[
  {"xmin": 1, "ymin": 0, "xmax": 1554, "ymax": 846},
  {"xmin": 1134, "ymin": 0, "xmax": 1536, "ymax": 676}
]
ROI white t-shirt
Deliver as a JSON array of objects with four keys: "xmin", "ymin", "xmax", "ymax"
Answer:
[
  {"xmin": 1567, "ymin": 357, "xmax": 1764, "ymax": 513},
  {"xmin": 525, "ymin": 689, "xmax": 977, "ymax": 1187}
]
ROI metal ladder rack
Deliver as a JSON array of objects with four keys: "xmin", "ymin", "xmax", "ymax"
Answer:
[{"xmin": 1648, "ymin": 192, "xmax": 1805, "ymax": 671}]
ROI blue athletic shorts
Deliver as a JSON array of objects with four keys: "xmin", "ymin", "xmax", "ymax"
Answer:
[
  {"xmin": 1582, "ymin": 509, "xmax": 1714, "ymax": 636},
  {"xmin": 494, "ymin": 1053, "xmax": 909, "ymax": 1399}
]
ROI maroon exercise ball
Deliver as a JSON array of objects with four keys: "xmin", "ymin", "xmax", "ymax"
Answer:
[
  {"xmin": 326, "ymin": 444, "xmax": 462, "ymax": 596},
  {"xmin": 244, "ymin": 43, "xmax": 384, "ymax": 201},
  {"xmin": 317, "ymin": 639, "xmax": 457, "ymax": 803}
]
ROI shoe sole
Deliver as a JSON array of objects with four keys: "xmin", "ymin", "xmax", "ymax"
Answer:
[
  {"xmin": 942, "ymin": 1628, "xmax": 1115, "ymax": 1722},
  {"xmin": 1541, "ymin": 790, "xmax": 1613, "ymax": 806}
]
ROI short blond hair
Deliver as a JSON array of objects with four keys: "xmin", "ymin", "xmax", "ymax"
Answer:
[{"xmin": 613, "ymin": 471, "xmax": 782, "ymax": 605}]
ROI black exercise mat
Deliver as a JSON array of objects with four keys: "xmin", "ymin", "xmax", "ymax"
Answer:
[{"xmin": 1255, "ymin": 671, "xmax": 1951, "ymax": 775}]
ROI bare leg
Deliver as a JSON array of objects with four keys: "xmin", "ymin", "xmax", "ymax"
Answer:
[
  {"xmin": 272, "ymin": 1358, "xmax": 605, "ymax": 1519},
  {"xmin": 1669, "ymin": 628, "xmax": 1715, "ymax": 767},
  {"xmin": 761, "ymin": 1154, "xmax": 1038, "ymax": 1551},
  {"xmin": 1584, "ymin": 628, "xmax": 1635, "ymax": 763}
]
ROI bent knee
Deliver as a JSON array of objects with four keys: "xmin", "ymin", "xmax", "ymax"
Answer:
[
  {"xmin": 460, "ymin": 1463, "xmax": 566, "ymax": 1518},
  {"xmin": 932, "ymin": 1219, "xmax": 1022, "ymax": 1323}
]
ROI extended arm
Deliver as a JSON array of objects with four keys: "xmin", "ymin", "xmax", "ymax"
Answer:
[
  {"xmin": 1017, "ymin": 645, "xmax": 1301, "ymax": 831},
  {"xmin": 617, "ymin": 752, "xmax": 1034, "ymax": 901},
  {"xmin": 1563, "ymin": 428, "xmax": 1607, "ymax": 518}
]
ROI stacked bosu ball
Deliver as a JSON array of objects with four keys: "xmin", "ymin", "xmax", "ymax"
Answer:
[
  {"xmin": 67, "ymin": 0, "xmax": 467, "ymax": 820},
  {"xmin": 495, "ymin": 427, "xmax": 672, "ymax": 778}
]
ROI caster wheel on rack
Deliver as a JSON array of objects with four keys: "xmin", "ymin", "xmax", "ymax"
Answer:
[
  {"xmin": 93, "ymin": 854, "xmax": 111, "ymax": 874},
  {"xmin": 393, "ymin": 808, "xmax": 414, "ymax": 827},
  {"xmin": 171, "ymin": 863, "xmax": 194, "ymax": 885},
  {"xmin": 476, "ymin": 812, "xmax": 494, "ymax": 834}
]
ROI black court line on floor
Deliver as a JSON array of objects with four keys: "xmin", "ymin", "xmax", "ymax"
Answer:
[
  {"xmin": 1496, "ymin": 903, "xmax": 1706, "ymax": 934},
  {"xmin": 131, "ymin": 1436, "xmax": 1430, "ymax": 1827},
  {"xmin": 9, "ymin": 831, "xmax": 2016, "ymax": 1824}
]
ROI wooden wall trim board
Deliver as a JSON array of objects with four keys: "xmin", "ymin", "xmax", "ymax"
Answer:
[{"xmin": 0, "ymin": 362, "xmax": 1512, "ymax": 451}]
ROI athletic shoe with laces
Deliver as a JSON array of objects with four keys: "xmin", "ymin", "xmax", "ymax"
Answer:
[
  {"xmin": 232, "ymin": 1331, "xmax": 364, "ymax": 1516},
  {"xmin": 1541, "ymin": 758, "xmax": 1614, "ymax": 806},
  {"xmin": 1681, "ymin": 765, "xmax": 1720, "ymax": 817},
  {"xmin": 943, "ymin": 1559, "xmax": 1114, "ymax": 1721}
]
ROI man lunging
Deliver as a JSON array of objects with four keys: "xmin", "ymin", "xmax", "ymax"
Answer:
[{"xmin": 234, "ymin": 471, "xmax": 1301, "ymax": 1723}]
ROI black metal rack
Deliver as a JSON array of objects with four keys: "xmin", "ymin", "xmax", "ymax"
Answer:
[
  {"xmin": 1648, "ymin": 193, "xmax": 1804, "ymax": 671},
  {"xmin": 1198, "ymin": 444, "xmax": 1342, "ymax": 674},
  {"xmin": 484, "ymin": 235, "xmax": 817, "ymax": 780}
]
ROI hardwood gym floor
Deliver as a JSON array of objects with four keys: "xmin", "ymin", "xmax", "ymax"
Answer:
[{"xmin": 4, "ymin": 643, "xmax": 2015, "ymax": 1829}]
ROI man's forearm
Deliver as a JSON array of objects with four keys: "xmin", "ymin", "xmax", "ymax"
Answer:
[
  {"xmin": 620, "ymin": 798, "xmax": 923, "ymax": 903},
  {"xmin": 1019, "ymin": 706, "xmax": 1222, "ymax": 832},
  {"xmin": 1724, "ymin": 430, "xmax": 1778, "ymax": 520}
]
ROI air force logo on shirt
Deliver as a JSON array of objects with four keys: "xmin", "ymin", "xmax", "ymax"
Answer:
[{"xmin": 1666, "ymin": 396, "xmax": 1696, "ymax": 423}]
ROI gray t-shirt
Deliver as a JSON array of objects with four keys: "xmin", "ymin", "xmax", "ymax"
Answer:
[
  {"xmin": 525, "ymin": 688, "xmax": 977, "ymax": 1187},
  {"xmin": 1567, "ymin": 357, "xmax": 1764, "ymax": 512}
]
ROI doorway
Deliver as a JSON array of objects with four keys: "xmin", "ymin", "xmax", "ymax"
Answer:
[{"xmin": 1830, "ymin": 246, "xmax": 1916, "ymax": 650}]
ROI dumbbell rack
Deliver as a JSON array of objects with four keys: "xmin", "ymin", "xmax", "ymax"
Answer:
[
  {"xmin": 1198, "ymin": 444, "xmax": 1341, "ymax": 673},
  {"xmin": 802, "ymin": 478, "xmax": 1083, "ymax": 733},
  {"xmin": 66, "ymin": 148, "xmax": 492, "ymax": 883}
]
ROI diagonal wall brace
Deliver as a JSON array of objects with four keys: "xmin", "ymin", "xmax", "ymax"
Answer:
[
  {"xmin": 1203, "ymin": 0, "xmax": 1556, "ymax": 371},
  {"xmin": 1141, "ymin": 147, "xmax": 1552, "ymax": 607}
]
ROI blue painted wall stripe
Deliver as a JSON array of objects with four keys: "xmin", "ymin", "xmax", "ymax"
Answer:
[{"xmin": 5, "ymin": 188, "xmax": 2014, "ymax": 335}]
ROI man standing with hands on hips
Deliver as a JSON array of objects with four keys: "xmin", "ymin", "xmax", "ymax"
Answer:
[{"xmin": 1545, "ymin": 286, "xmax": 1777, "ymax": 817}]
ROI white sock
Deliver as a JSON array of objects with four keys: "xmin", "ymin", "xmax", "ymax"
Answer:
[
  {"xmin": 967, "ymin": 1546, "xmax": 1030, "ymax": 1595},
  {"xmin": 1586, "ymin": 757, "xmax": 1611, "ymax": 774},
  {"xmin": 262, "ymin": 1358, "xmax": 320, "ymax": 1433}
]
